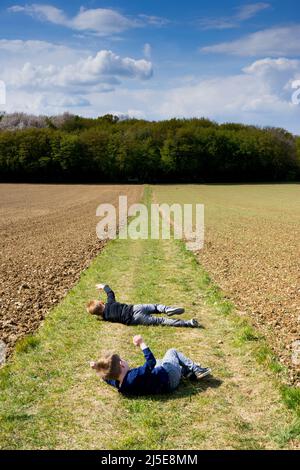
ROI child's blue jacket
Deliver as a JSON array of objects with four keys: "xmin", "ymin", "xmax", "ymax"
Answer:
[{"xmin": 105, "ymin": 347, "xmax": 170, "ymax": 395}]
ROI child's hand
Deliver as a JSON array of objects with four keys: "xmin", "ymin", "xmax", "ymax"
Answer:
[
  {"xmin": 95, "ymin": 283, "xmax": 105, "ymax": 290},
  {"xmin": 133, "ymin": 335, "xmax": 143, "ymax": 346}
]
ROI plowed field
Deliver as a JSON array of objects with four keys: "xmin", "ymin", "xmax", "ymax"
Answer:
[{"xmin": 0, "ymin": 184, "xmax": 143, "ymax": 358}]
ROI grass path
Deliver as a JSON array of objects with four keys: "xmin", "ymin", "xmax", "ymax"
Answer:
[{"xmin": 0, "ymin": 192, "xmax": 298, "ymax": 449}]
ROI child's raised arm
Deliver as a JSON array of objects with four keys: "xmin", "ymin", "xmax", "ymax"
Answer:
[
  {"xmin": 96, "ymin": 283, "xmax": 116, "ymax": 303},
  {"xmin": 133, "ymin": 335, "xmax": 156, "ymax": 370},
  {"xmin": 95, "ymin": 283, "xmax": 105, "ymax": 290},
  {"xmin": 133, "ymin": 335, "xmax": 147, "ymax": 349}
]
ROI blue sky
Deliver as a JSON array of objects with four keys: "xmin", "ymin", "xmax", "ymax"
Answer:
[{"xmin": 0, "ymin": 1, "xmax": 300, "ymax": 133}]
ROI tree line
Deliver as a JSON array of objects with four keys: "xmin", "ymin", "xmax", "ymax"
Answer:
[{"xmin": 0, "ymin": 112, "xmax": 299, "ymax": 182}]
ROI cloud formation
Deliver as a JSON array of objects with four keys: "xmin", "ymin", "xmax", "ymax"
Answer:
[
  {"xmin": 143, "ymin": 43, "xmax": 152, "ymax": 59},
  {"xmin": 9, "ymin": 4, "xmax": 68, "ymax": 24},
  {"xmin": 198, "ymin": 2, "xmax": 270, "ymax": 30},
  {"xmin": 235, "ymin": 3, "xmax": 270, "ymax": 21},
  {"xmin": 155, "ymin": 58, "xmax": 300, "ymax": 117},
  {"xmin": 8, "ymin": 4, "xmax": 168, "ymax": 35},
  {"xmin": 6, "ymin": 49, "xmax": 153, "ymax": 91},
  {"xmin": 0, "ymin": 38, "xmax": 64, "ymax": 53},
  {"xmin": 200, "ymin": 25, "xmax": 300, "ymax": 56}
]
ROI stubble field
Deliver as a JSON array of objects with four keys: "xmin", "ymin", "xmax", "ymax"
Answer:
[{"xmin": 154, "ymin": 184, "xmax": 300, "ymax": 385}]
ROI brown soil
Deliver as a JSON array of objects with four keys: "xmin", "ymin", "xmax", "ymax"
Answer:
[
  {"xmin": 200, "ymin": 218, "xmax": 300, "ymax": 384},
  {"xmin": 0, "ymin": 184, "xmax": 143, "ymax": 357}
]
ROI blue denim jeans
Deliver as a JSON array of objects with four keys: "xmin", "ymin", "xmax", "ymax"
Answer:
[
  {"xmin": 156, "ymin": 348, "xmax": 202, "ymax": 390},
  {"xmin": 131, "ymin": 304, "xmax": 190, "ymax": 327}
]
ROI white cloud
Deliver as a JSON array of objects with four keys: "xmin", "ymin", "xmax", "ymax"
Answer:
[
  {"xmin": 143, "ymin": 43, "xmax": 152, "ymax": 59},
  {"xmin": 243, "ymin": 57, "xmax": 300, "ymax": 89},
  {"xmin": 198, "ymin": 18, "xmax": 237, "ymax": 30},
  {"xmin": 200, "ymin": 25, "xmax": 300, "ymax": 56},
  {"xmin": 138, "ymin": 14, "xmax": 170, "ymax": 27},
  {"xmin": 8, "ymin": 4, "xmax": 139, "ymax": 35},
  {"xmin": 49, "ymin": 95, "xmax": 91, "ymax": 108},
  {"xmin": 6, "ymin": 5, "xmax": 25, "ymax": 13},
  {"xmin": 8, "ymin": 4, "xmax": 169, "ymax": 36},
  {"xmin": 5, "ymin": 49, "xmax": 152, "ymax": 92},
  {"xmin": 110, "ymin": 109, "xmax": 147, "ymax": 120},
  {"xmin": 8, "ymin": 4, "xmax": 67, "ymax": 24},
  {"xmin": 0, "ymin": 39, "xmax": 89, "ymax": 70},
  {"xmin": 198, "ymin": 2, "xmax": 271, "ymax": 30},
  {"xmin": 243, "ymin": 58, "xmax": 300, "ymax": 99},
  {"xmin": 150, "ymin": 58, "xmax": 300, "ymax": 134},
  {"xmin": 71, "ymin": 8, "xmax": 138, "ymax": 35},
  {"xmin": 154, "ymin": 58, "xmax": 300, "ymax": 119},
  {"xmin": 244, "ymin": 57, "xmax": 300, "ymax": 74},
  {"xmin": 0, "ymin": 38, "xmax": 62, "ymax": 53},
  {"xmin": 0, "ymin": 38, "xmax": 153, "ymax": 116},
  {"xmin": 235, "ymin": 3, "xmax": 270, "ymax": 21}
]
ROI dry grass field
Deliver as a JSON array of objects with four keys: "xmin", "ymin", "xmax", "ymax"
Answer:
[
  {"xmin": 0, "ymin": 184, "xmax": 143, "ymax": 358},
  {"xmin": 154, "ymin": 184, "xmax": 300, "ymax": 385}
]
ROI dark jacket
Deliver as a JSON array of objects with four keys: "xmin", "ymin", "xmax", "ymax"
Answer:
[
  {"xmin": 104, "ymin": 347, "xmax": 170, "ymax": 396},
  {"xmin": 103, "ymin": 285, "xmax": 134, "ymax": 325}
]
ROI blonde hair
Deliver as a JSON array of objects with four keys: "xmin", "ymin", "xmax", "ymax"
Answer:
[
  {"xmin": 91, "ymin": 353, "xmax": 121, "ymax": 380},
  {"xmin": 86, "ymin": 300, "xmax": 104, "ymax": 317}
]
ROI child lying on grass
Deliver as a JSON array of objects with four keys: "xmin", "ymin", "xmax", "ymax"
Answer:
[
  {"xmin": 90, "ymin": 335, "xmax": 212, "ymax": 396},
  {"xmin": 87, "ymin": 284, "xmax": 199, "ymax": 328}
]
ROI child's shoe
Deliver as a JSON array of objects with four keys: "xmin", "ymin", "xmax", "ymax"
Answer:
[
  {"xmin": 165, "ymin": 306, "xmax": 185, "ymax": 316},
  {"xmin": 194, "ymin": 367, "xmax": 212, "ymax": 380}
]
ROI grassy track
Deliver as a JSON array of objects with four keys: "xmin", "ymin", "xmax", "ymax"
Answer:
[{"xmin": 0, "ymin": 189, "xmax": 298, "ymax": 449}]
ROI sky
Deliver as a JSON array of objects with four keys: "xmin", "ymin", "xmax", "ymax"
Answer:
[{"xmin": 0, "ymin": 0, "xmax": 300, "ymax": 133}]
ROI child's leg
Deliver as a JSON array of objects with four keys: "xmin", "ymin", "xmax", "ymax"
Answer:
[
  {"xmin": 162, "ymin": 348, "xmax": 202, "ymax": 375},
  {"xmin": 155, "ymin": 304, "xmax": 176, "ymax": 314},
  {"xmin": 131, "ymin": 312, "xmax": 194, "ymax": 327},
  {"xmin": 132, "ymin": 304, "xmax": 163, "ymax": 316},
  {"xmin": 132, "ymin": 304, "xmax": 175, "ymax": 315},
  {"xmin": 156, "ymin": 350, "xmax": 182, "ymax": 390},
  {"xmin": 156, "ymin": 305, "xmax": 185, "ymax": 316},
  {"xmin": 133, "ymin": 304, "xmax": 185, "ymax": 319}
]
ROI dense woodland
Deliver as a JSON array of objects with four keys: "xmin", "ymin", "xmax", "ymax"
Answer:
[{"xmin": 0, "ymin": 112, "xmax": 299, "ymax": 182}]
